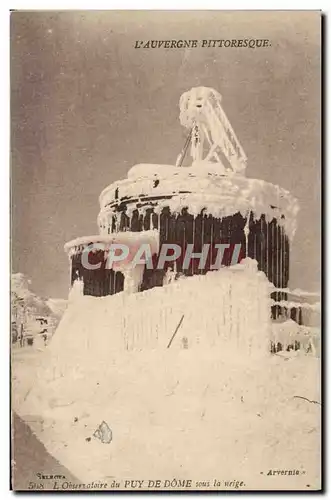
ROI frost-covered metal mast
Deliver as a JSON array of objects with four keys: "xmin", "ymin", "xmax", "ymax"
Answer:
[{"xmin": 176, "ymin": 87, "xmax": 247, "ymax": 174}]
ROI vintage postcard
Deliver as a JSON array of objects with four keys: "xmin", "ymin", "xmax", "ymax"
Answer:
[{"xmin": 11, "ymin": 10, "xmax": 321, "ymax": 491}]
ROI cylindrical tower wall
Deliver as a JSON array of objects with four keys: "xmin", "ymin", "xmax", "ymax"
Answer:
[{"xmin": 66, "ymin": 164, "xmax": 298, "ymax": 309}]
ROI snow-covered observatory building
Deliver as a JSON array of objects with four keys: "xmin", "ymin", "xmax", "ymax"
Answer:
[{"xmin": 64, "ymin": 87, "xmax": 301, "ymax": 353}]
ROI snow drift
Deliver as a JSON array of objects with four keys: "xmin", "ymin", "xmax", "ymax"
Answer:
[{"xmin": 16, "ymin": 260, "xmax": 320, "ymax": 490}]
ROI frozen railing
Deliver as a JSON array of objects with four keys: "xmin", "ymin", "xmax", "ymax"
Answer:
[{"xmin": 270, "ymin": 288, "xmax": 321, "ymax": 356}]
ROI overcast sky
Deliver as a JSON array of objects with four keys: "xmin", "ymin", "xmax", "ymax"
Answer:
[{"xmin": 11, "ymin": 11, "xmax": 321, "ymax": 299}]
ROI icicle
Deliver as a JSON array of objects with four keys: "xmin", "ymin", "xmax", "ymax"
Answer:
[
  {"xmin": 266, "ymin": 220, "xmax": 269, "ymax": 282},
  {"xmin": 261, "ymin": 217, "xmax": 265, "ymax": 273},
  {"xmin": 280, "ymin": 225, "xmax": 284, "ymax": 318},
  {"xmin": 165, "ymin": 210, "xmax": 169, "ymax": 241},
  {"xmin": 192, "ymin": 216, "xmax": 196, "ymax": 257},
  {"xmin": 68, "ymin": 254, "xmax": 73, "ymax": 293},
  {"xmin": 253, "ymin": 218, "xmax": 257, "ymax": 261},
  {"xmin": 244, "ymin": 212, "xmax": 250, "ymax": 257},
  {"xmin": 201, "ymin": 213, "xmax": 205, "ymax": 274},
  {"xmin": 272, "ymin": 221, "xmax": 276, "ymax": 286}
]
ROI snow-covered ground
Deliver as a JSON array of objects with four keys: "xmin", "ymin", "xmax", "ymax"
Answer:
[
  {"xmin": 13, "ymin": 346, "xmax": 320, "ymax": 490},
  {"xmin": 11, "ymin": 260, "xmax": 320, "ymax": 491},
  {"xmin": 12, "ymin": 266, "xmax": 320, "ymax": 491},
  {"xmin": 11, "ymin": 346, "xmax": 46, "ymax": 409}
]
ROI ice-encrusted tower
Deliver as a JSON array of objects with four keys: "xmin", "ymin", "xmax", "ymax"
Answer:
[{"xmin": 65, "ymin": 87, "xmax": 299, "ymax": 304}]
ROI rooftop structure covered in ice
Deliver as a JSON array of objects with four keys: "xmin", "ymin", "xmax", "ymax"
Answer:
[{"xmin": 65, "ymin": 87, "xmax": 298, "ymax": 302}]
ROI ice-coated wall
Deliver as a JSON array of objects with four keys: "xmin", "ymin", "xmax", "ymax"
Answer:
[
  {"xmin": 98, "ymin": 163, "xmax": 299, "ymax": 239},
  {"xmin": 41, "ymin": 259, "xmax": 271, "ymax": 381}
]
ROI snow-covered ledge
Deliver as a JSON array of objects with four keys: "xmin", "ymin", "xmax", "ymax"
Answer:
[
  {"xmin": 64, "ymin": 230, "xmax": 159, "ymax": 258},
  {"xmin": 98, "ymin": 163, "xmax": 299, "ymax": 239}
]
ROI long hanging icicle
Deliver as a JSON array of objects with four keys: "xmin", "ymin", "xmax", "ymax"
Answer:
[
  {"xmin": 275, "ymin": 223, "xmax": 278, "ymax": 289},
  {"xmin": 266, "ymin": 220, "xmax": 269, "ymax": 283},
  {"xmin": 244, "ymin": 212, "xmax": 250, "ymax": 257},
  {"xmin": 273, "ymin": 221, "xmax": 279, "ymax": 320},
  {"xmin": 280, "ymin": 224, "xmax": 284, "ymax": 318},
  {"xmin": 253, "ymin": 220, "xmax": 257, "ymax": 262},
  {"xmin": 272, "ymin": 223, "xmax": 277, "ymax": 284}
]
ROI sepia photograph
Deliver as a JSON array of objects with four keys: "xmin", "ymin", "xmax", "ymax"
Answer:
[{"xmin": 10, "ymin": 10, "xmax": 321, "ymax": 491}]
